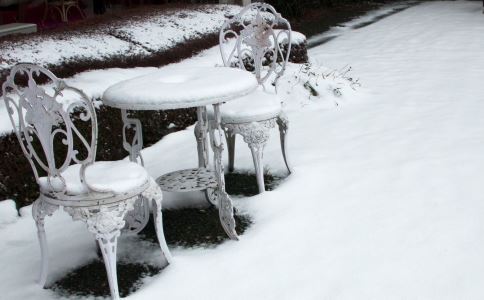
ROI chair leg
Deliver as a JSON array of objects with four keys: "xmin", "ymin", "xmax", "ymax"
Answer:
[
  {"xmin": 32, "ymin": 199, "xmax": 58, "ymax": 288},
  {"xmin": 225, "ymin": 120, "xmax": 275, "ymax": 194},
  {"xmin": 152, "ymin": 198, "xmax": 173, "ymax": 264},
  {"xmin": 277, "ymin": 113, "xmax": 292, "ymax": 174},
  {"xmin": 248, "ymin": 142, "xmax": 266, "ymax": 193},
  {"xmin": 225, "ymin": 129, "xmax": 236, "ymax": 172},
  {"xmin": 65, "ymin": 201, "xmax": 137, "ymax": 300},
  {"xmin": 144, "ymin": 179, "xmax": 172, "ymax": 263},
  {"xmin": 97, "ymin": 234, "xmax": 120, "ymax": 300}
]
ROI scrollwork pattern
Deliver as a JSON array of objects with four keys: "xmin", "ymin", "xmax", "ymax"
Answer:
[
  {"xmin": 121, "ymin": 109, "xmax": 144, "ymax": 165},
  {"xmin": 32, "ymin": 198, "xmax": 59, "ymax": 226},
  {"xmin": 209, "ymin": 104, "xmax": 238, "ymax": 240},
  {"xmin": 64, "ymin": 196, "xmax": 137, "ymax": 240},
  {"xmin": 219, "ymin": 2, "xmax": 292, "ymax": 87},
  {"xmin": 1, "ymin": 64, "xmax": 97, "ymax": 195},
  {"xmin": 224, "ymin": 119, "xmax": 276, "ymax": 149}
]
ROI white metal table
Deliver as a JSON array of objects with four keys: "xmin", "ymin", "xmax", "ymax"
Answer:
[{"xmin": 103, "ymin": 66, "xmax": 258, "ymax": 240}]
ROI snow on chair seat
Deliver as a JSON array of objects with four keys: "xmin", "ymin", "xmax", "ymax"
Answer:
[
  {"xmin": 208, "ymin": 89, "xmax": 282, "ymax": 123},
  {"xmin": 38, "ymin": 161, "xmax": 150, "ymax": 196}
]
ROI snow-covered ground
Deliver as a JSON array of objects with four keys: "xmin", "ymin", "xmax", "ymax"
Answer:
[
  {"xmin": 307, "ymin": 0, "xmax": 417, "ymax": 47},
  {"xmin": 0, "ymin": 5, "xmax": 240, "ymax": 71},
  {"xmin": 2, "ymin": 1, "xmax": 484, "ymax": 299}
]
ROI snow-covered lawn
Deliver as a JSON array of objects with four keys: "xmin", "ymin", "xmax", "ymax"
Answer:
[
  {"xmin": 1, "ymin": 1, "xmax": 484, "ymax": 299},
  {"xmin": 0, "ymin": 5, "xmax": 240, "ymax": 71}
]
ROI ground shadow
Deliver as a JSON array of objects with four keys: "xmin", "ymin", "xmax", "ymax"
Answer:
[
  {"xmin": 51, "ymin": 207, "xmax": 251, "ymax": 298},
  {"xmin": 50, "ymin": 172, "xmax": 285, "ymax": 298}
]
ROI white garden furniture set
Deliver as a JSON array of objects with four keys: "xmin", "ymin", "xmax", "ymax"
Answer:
[
  {"xmin": 1, "ymin": 3, "xmax": 295, "ymax": 300},
  {"xmin": 214, "ymin": 3, "xmax": 293, "ymax": 193}
]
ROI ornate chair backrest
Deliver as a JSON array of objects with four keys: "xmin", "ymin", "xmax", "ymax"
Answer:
[
  {"xmin": 219, "ymin": 2, "xmax": 292, "ymax": 87},
  {"xmin": 1, "ymin": 63, "xmax": 98, "ymax": 194}
]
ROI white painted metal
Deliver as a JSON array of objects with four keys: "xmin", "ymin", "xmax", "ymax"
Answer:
[
  {"xmin": 102, "ymin": 67, "xmax": 257, "ymax": 240},
  {"xmin": 1, "ymin": 63, "xmax": 171, "ymax": 300},
  {"xmin": 157, "ymin": 168, "xmax": 218, "ymax": 192},
  {"xmin": 43, "ymin": 0, "xmax": 86, "ymax": 23},
  {"xmin": 218, "ymin": 2, "xmax": 293, "ymax": 193}
]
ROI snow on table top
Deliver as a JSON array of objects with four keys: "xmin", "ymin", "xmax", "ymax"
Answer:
[{"xmin": 102, "ymin": 66, "xmax": 258, "ymax": 110}]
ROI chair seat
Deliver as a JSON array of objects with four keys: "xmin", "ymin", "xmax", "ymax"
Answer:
[
  {"xmin": 209, "ymin": 89, "xmax": 282, "ymax": 123},
  {"xmin": 39, "ymin": 161, "xmax": 150, "ymax": 196}
]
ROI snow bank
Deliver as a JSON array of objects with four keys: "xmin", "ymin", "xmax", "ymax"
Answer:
[
  {"xmin": 0, "ymin": 35, "xmax": 148, "ymax": 71},
  {"xmin": 113, "ymin": 6, "xmax": 240, "ymax": 52},
  {"xmin": 0, "ymin": 199, "xmax": 17, "ymax": 226}
]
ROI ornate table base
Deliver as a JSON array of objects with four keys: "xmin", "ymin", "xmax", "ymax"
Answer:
[{"xmin": 122, "ymin": 105, "xmax": 239, "ymax": 240}]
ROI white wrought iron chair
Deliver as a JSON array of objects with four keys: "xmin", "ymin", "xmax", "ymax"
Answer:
[
  {"xmin": 43, "ymin": 0, "xmax": 86, "ymax": 24},
  {"xmin": 209, "ymin": 2, "xmax": 292, "ymax": 193},
  {"xmin": 1, "ymin": 63, "xmax": 172, "ymax": 300}
]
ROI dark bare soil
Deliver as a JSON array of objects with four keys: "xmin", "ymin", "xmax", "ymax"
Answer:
[
  {"xmin": 49, "ymin": 171, "xmax": 285, "ymax": 298},
  {"xmin": 51, "ymin": 207, "xmax": 251, "ymax": 298}
]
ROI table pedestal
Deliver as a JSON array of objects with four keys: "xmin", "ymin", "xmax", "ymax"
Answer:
[
  {"xmin": 157, "ymin": 104, "xmax": 238, "ymax": 240},
  {"xmin": 120, "ymin": 105, "xmax": 238, "ymax": 240}
]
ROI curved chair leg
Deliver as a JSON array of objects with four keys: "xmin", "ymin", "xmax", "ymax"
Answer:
[
  {"xmin": 144, "ymin": 179, "xmax": 172, "ymax": 263},
  {"xmin": 225, "ymin": 129, "xmax": 236, "ymax": 172},
  {"xmin": 97, "ymin": 234, "xmax": 120, "ymax": 300},
  {"xmin": 225, "ymin": 119, "xmax": 276, "ymax": 194},
  {"xmin": 152, "ymin": 198, "xmax": 173, "ymax": 264},
  {"xmin": 277, "ymin": 113, "xmax": 292, "ymax": 174},
  {"xmin": 248, "ymin": 142, "xmax": 266, "ymax": 193},
  {"xmin": 32, "ymin": 199, "xmax": 58, "ymax": 287},
  {"xmin": 65, "ymin": 200, "xmax": 137, "ymax": 300}
]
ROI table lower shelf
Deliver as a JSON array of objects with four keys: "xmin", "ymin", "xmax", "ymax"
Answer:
[{"xmin": 156, "ymin": 168, "xmax": 218, "ymax": 192}]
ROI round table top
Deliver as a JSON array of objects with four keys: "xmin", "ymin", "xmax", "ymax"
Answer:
[{"xmin": 102, "ymin": 66, "xmax": 258, "ymax": 110}]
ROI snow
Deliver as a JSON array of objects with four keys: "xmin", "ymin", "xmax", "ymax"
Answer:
[
  {"xmin": 0, "ymin": 35, "xmax": 149, "ymax": 71},
  {"xmin": 0, "ymin": 199, "xmax": 17, "ymax": 226},
  {"xmin": 279, "ymin": 63, "xmax": 362, "ymax": 110},
  {"xmin": 307, "ymin": 1, "xmax": 417, "ymax": 47},
  {"xmin": 0, "ymin": 67, "xmax": 161, "ymax": 134},
  {"xmin": 2, "ymin": 1, "xmax": 484, "ymax": 299},
  {"xmin": 38, "ymin": 161, "xmax": 150, "ymax": 195},
  {"xmin": 212, "ymin": 88, "xmax": 282, "ymax": 123},
  {"xmin": 102, "ymin": 66, "xmax": 258, "ymax": 110},
  {"xmin": 112, "ymin": 7, "xmax": 240, "ymax": 52},
  {"xmin": 273, "ymin": 29, "xmax": 306, "ymax": 44}
]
